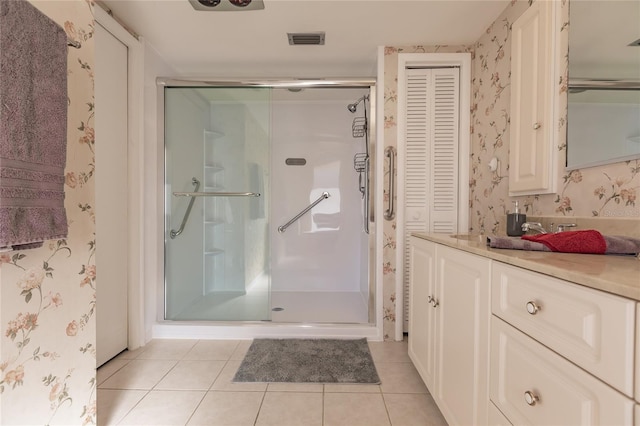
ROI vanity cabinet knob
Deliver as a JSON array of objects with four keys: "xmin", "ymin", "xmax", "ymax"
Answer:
[
  {"xmin": 524, "ymin": 390, "xmax": 540, "ymax": 406},
  {"xmin": 427, "ymin": 295, "xmax": 433, "ymax": 304},
  {"xmin": 431, "ymin": 298, "xmax": 439, "ymax": 308},
  {"xmin": 533, "ymin": 122, "xmax": 541, "ymax": 130},
  {"xmin": 526, "ymin": 301, "xmax": 540, "ymax": 315}
]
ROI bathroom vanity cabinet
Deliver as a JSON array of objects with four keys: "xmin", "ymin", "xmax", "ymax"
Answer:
[
  {"xmin": 408, "ymin": 237, "xmax": 491, "ymax": 425},
  {"xmin": 409, "ymin": 234, "xmax": 640, "ymax": 426},
  {"xmin": 508, "ymin": 0, "xmax": 560, "ymax": 195}
]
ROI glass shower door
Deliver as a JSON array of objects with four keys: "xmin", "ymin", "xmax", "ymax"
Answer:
[{"xmin": 164, "ymin": 87, "xmax": 271, "ymax": 321}]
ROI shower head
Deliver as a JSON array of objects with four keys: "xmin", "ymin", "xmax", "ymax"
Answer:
[{"xmin": 347, "ymin": 95, "xmax": 369, "ymax": 113}]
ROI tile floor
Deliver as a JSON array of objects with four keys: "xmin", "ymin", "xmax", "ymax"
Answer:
[{"xmin": 97, "ymin": 338, "xmax": 448, "ymax": 426}]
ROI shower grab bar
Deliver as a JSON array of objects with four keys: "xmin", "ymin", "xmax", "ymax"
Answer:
[
  {"xmin": 364, "ymin": 157, "xmax": 370, "ymax": 234},
  {"xmin": 278, "ymin": 191, "xmax": 330, "ymax": 233},
  {"xmin": 173, "ymin": 191, "xmax": 261, "ymax": 197},
  {"xmin": 170, "ymin": 177, "xmax": 200, "ymax": 239},
  {"xmin": 384, "ymin": 146, "xmax": 396, "ymax": 220}
]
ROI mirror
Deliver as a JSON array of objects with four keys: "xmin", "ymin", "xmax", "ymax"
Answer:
[{"xmin": 566, "ymin": 0, "xmax": 640, "ymax": 170}]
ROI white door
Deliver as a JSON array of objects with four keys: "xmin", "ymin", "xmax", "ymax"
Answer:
[
  {"xmin": 401, "ymin": 67, "xmax": 460, "ymax": 332},
  {"xmin": 95, "ymin": 22, "xmax": 129, "ymax": 367}
]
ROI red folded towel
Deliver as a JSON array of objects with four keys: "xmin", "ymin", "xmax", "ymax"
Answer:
[{"xmin": 522, "ymin": 230, "xmax": 607, "ymax": 254}]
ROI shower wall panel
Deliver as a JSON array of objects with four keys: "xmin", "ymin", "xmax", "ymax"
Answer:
[{"xmin": 271, "ymin": 91, "xmax": 369, "ymax": 293}]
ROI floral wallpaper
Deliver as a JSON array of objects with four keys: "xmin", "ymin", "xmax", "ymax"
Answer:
[
  {"xmin": 470, "ymin": 0, "xmax": 639, "ymax": 234},
  {"xmin": 381, "ymin": 44, "xmax": 472, "ymax": 340},
  {"xmin": 383, "ymin": 0, "xmax": 639, "ymax": 341},
  {"xmin": 0, "ymin": 0, "xmax": 97, "ymax": 424}
]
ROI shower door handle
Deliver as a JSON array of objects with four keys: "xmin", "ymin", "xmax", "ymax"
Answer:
[
  {"xmin": 170, "ymin": 177, "xmax": 200, "ymax": 239},
  {"xmin": 173, "ymin": 191, "xmax": 261, "ymax": 197},
  {"xmin": 384, "ymin": 146, "xmax": 395, "ymax": 220}
]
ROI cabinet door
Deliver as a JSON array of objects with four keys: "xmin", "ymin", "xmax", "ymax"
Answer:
[
  {"xmin": 408, "ymin": 237, "xmax": 437, "ymax": 391},
  {"xmin": 434, "ymin": 245, "xmax": 491, "ymax": 426},
  {"xmin": 509, "ymin": 0, "xmax": 558, "ymax": 195}
]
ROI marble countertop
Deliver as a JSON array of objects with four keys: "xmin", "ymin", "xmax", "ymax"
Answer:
[{"xmin": 413, "ymin": 233, "xmax": 640, "ymax": 301}]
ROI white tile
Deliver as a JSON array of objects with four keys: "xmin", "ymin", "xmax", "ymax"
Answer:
[
  {"xmin": 384, "ymin": 393, "xmax": 447, "ymax": 426},
  {"xmin": 155, "ymin": 360, "xmax": 226, "ymax": 390},
  {"xmin": 267, "ymin": 383, "xmax": 324, "ymax": 392},
  {"xmin": 255, "ymin": 392, "xmax": 323, "ymax": 426},
  {"xmin": 210, "ymin": 360, "xmax": 267, "ymax": 392},
  {"xmin": 187, "ymin": 391, "xmax": 264, "ymax": 426},
  {"xmin": 183, "ymin": 340, "xmax": 240, "ymax": 361},
  {"xmin": 368, "ymin": 340, "xmax": 411, "ymax": 363},
  {"xmin": 97, "ymin": 358, "xmax": 130, "ymax": 386},
  {"xmin": 324, "ymin": 392, "xmax": 391, "ymax": 426},
  {"xmin": 324, "ymin": 383, "xmax": 381, "ymax": 393},
  {"xmin": 114, "ymin": 346, "xmax": 146, "ymax": 360},
  {"xmin": 136, "ymin": 339, "xmax": 198, "ymax": 360},
  {"xmin": 97, "ymin": 389, "xmax": 147, "ymax": 426},
  {"xmin": 230, "ymin": 340, "xmax": 253, "ymax": 361},
  {"xmin": 99, "ymin": 359, "xmax": 177, "ymax": 390},
  {"xmin": 376, "ymin": 362, "xmax": 428, "ymax": 394},
  {"xmin": 118, "ymin": 390, "xmax": 205, "ymax": 426}
]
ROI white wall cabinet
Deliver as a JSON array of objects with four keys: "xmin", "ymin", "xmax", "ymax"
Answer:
[
  {"xmin": 408, "ymin": 237, "xmax": 491, "ymax": 426},
  {"xmin": 509, "ymin": 0, "xmax": 559, "ymax": 195}
]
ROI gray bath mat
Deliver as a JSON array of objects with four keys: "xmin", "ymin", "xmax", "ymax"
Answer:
[{"xmin": 233, "ymin": 338, "xmax": 380, "ymax": 384}]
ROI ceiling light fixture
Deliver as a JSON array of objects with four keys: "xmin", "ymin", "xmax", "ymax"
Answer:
[{"xmin": 189, "ymin": 0, "xmax": 264, "ymax": 11}]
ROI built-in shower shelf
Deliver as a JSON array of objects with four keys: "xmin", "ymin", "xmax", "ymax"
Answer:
[
  {"xmin": 204, "ymin": 129, "xmax": 225, "ymax": 139},
  {"xmin": 205, "ymin": 165, "xmax": 224, "ymax": 172},
  {"xmin": 205, "ymin": 220, "xmax": 225, "ymax": 226},
  {"xmin": 204, "ymin": 249, "xmax": 224, "ymax": 256}
]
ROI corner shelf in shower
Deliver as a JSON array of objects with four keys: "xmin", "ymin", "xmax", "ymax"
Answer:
[
  {"xmin": 204, "ymin": 249, "xmax": 224, "ymax": 256},
  {"xmin": 204, "ymin": 164, "xmax": 224, "ymax": 172},
  {"xmin": 204, "ymin": 129, "xmax": 225, "ymax": 139}
]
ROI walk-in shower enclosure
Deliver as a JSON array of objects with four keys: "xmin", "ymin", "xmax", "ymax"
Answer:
[{"xmin": 163, "ymin": 80, "xmax": 375, "ymax": 325}]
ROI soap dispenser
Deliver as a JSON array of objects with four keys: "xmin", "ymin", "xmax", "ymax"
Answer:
[{"xmin": 506, "ymin": 201, "xmax": 526, "ymax": 236}]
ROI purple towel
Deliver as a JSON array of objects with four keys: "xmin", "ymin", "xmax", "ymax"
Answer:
[
  {"xmin": 0, "ymin": 0, "xmax": 68, "ymax": 250},
  {"xmin": 488, "ymin": 234, "xmax": 640, "ymax": 255}
]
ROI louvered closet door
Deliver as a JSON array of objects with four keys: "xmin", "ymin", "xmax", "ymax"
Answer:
[{"xmin": 403, "ymin": 67, "xmax": 460, "ymax": 332}]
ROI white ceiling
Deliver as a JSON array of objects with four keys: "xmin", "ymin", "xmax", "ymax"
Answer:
[{"xmin": 100, "ymin": 0, "xmax": 510, "ymax": 77}]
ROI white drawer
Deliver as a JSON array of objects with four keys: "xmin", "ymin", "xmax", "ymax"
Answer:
[
  {"xmin": 489, "ymin": 401, "xmax": 512, "ymax": 426},
  {"xmin": 491, "ymin": 262, "xmax": 635, "ymax": 396},
  {"xmin": 490, "ymin": 316, "xmax": 634, "ymax": 426}
]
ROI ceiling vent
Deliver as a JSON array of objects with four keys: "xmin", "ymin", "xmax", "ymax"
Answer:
[
  {"xmin": 188, "ymin": 0, "xmax": 264, "ymax": 11},
  {"xmin": 288, "ymin": 32, "xmax": 325, "ymax": 46}
]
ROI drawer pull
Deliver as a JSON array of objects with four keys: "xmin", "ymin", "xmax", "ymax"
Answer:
[
  {"xmin": 427, "ymin": 295, "xmax": 433, "ymax": 304},
  {"xmin": 526, "ymin": 301, "xmax": 540, "ymax": 315},
  {"xmin": 524, "ymin": 390, "xmax": 540, "ymax": 406},
  {"xmin": 431, "ymin": 298, "xmax": 439, "ymax": 308}
]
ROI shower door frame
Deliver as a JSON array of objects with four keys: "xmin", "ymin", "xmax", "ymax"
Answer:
[{"xmin": 157, "ymin": 78, "xmax": 379, "ymax": 332}]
